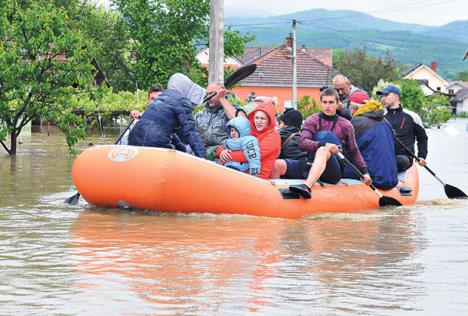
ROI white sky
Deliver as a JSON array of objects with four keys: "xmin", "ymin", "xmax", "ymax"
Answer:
[
  {"xmin": 226, "ymin": 0, "xmax": 466, "ymax": 26},
  {"xmin": 96, "ymin": 0, "xmax": 467, "ymax": 26}
]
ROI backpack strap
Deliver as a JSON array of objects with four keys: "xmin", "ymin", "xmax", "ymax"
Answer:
[{"xmin": 281, "ymin": 132, "xmax": 298, "ymax": 148}]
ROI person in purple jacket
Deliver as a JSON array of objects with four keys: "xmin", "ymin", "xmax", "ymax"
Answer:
[{"xmin": 288, "ymin": 88, "xmax": 372, "ymax": 199}]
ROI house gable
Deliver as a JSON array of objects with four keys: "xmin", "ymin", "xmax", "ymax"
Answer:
[{"xmin": 403, "ymin": 64, "xmax": 448, "ymax": 93}]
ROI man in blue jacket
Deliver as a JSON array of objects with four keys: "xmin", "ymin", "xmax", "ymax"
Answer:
[
  {"xmin": 128, "ymin": 73, "xmax": 206, "ymax": 158},
  {"xmin": 346, "ymin": 91, "xmax": 398, "ymax": 189}
]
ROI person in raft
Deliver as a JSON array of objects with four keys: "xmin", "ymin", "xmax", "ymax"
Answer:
[
  {"xmin": 216, "ymin": 102, "xmax": 281, "ymax": 179},
  {"xmin": 128, "ymin": 73, "xmax": 206, "ymax": 158},
  {"xmin": 218, "ymin": 116, "xmax": 261, "ymax": 176},
  {"xmin": 345, "ymin": 91, "xmax": 398, "ymax": 189},
  {"xmin": 288, "ymin": 88, "xmax": 372, "ymax": 199}
]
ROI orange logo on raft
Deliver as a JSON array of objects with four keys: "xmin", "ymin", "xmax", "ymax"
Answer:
[{"xmin": 107, "ymin": 147, "xmax": 139, "ymax": 162}]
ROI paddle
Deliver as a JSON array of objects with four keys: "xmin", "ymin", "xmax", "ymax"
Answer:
[
  {"xmin": 195, "ymin": 63, "xmax": 257, "ymax": 111},
  {"xmin": 337, "ymin": 152, "xmax": 402, "ymax": 207},
  {"xmin": 64, "ymin": 119, "xmax": 135, "ymax": 205},
  {"xmin": 387, "ymin": 126, "xmax": 467, "ymax": 199}
]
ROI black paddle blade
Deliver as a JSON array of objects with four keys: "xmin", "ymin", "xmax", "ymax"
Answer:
[
  {"xmin": 65, "ymin": 192, "xmax": 80, "ymax": 205},
  {"xmin": 224, "ymin": 63, "xmax": 257, "ymax": 88},
  {"xmin": 445, "ymin": 184, "xmax": 468, "ymax": 199},
  {"xmin": 379, "ymin": 196, "xmax": 402, "ymax": 207}
]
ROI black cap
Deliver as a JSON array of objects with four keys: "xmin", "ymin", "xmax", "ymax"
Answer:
[{"xmin": 278, "ymin": 108, "xmax": 303, "ymax": 129}]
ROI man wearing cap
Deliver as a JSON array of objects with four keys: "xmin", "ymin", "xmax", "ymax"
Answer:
[
  {"xmin": 332, "ymin": 74, "xmax": 366, "ymax": 120},
  {"xmin": 377, "ymin": 85, "xmax": 428, "ymax": 172},
  {"xmin": 347, "ymin": 91, "xmax": 398, "ymax": 189}
]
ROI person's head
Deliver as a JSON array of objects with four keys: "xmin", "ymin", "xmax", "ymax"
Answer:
[
  {"xmin": 332, "ymin": 74, "xmax": 352, "ymax": 99},
  {"xmin": 229, "ymin": 126, "xmax": 240, "ymax": 139},
  {"xmin": 377, "ymin": 85, "xmax": 401, "ymax": 109},
  {"xmin": 278, "ymin": 108, "xmax": 303, "ymax": 129},
  {"xmin": 226, "ymin": 116, "xmax": 251, "ymax": 138},
  {"xmin": 147, "ymin": 84, "xmax": 163, "ymax": 103},
  {"xmin": 319, "ymin": 88, "xmax": 340, "ymax": 116},
  {"xmin": 205, "ymin": 82, "xmax": 222, "ymax": 106},
  {"xmin": 348, "ymin": 91, "xmax": 370, "ymax": 116},
  {"xmin": 253, "ymin": 110, "xmax": 270, "ymax": 132},
  {"xmin": 167, "ymin": 73, "xmax": 205, "ymax": 107}
]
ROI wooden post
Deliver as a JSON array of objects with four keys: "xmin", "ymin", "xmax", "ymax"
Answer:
[{"xmin": 208, "ymin": 0, "xmax": 224, "ymax": 84}]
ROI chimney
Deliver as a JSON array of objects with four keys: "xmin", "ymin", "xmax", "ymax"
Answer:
[
  {"xmin": 284, "ymin": 34, "xmax": 293, "ymax": 48},
  {"xmin": 431, "ymin": 61, "xmax": 437, "ymax": 72},
  {"xmin": 300, "ymin": 44, "xmax": 306, "ymax": 53}
]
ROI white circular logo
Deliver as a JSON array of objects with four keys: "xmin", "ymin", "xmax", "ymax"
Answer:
[{"xmin": 108, "ymin": 147, "xmax": 139, "ymax": 162}]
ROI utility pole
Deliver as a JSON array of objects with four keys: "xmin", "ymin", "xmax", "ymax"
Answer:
[
  {"xmin": 208, "ymin": 0, "xmax": 224, "ymax": 84},
  {"xmin": 292, "ymin": 19, "xmax": 297, "ymax": 109}
]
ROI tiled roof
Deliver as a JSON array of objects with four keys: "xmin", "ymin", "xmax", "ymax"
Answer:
[
  {"xmin": 240, "ymin": 45, "xmax": 339, "ymax": 87},
  {"xmin": 452, "ymin": 87, "xmax": 468, "ymax": 102},
  {"xmin": 237, "ymin": 46, "xmax": 333, "ymax": 66},
  {"xmin": 402, "ymin": 64, "xmax": 423, "ymax": 77}
]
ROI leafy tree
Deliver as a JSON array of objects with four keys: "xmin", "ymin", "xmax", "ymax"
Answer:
[
  {"xmin": 111, "ymin": 0, "xmax": 253, "ymax": 89},
  {"xmin": 297, "ymin": 95, "xmax": 320, "ymax": 119},
  {"xmin": 334, "ymin": 48, "xmax": 399, "ymax": 93},
  {"xmin": 0, "ymin": 0, "xmax": 96, "ymax": 155},
  {"xmin": 455, "ymin": 71, "xmax": 468, "ymax": 81}
]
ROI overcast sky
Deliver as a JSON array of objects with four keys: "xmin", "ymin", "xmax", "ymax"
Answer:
[
  {"xmin": 224, "ymin": 0, "xmax": 466, "ymax": 26},
  {"xmin": 97, "ymin": 0, "xmax": 466, "ymax": 26}
]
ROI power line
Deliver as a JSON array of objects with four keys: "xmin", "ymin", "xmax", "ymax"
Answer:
[{"xmin": 225, "ymin": 0, "xmax": 459, "ymax": 28}]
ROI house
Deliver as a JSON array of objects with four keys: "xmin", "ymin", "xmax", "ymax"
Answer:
[
  {"xmin": 231, "ymin": 37, "xmax": 339, "ymax": 111},
  {"xmin": 402, "ymin": 62, "xmax": 449, "ymax": 96},
  {"xmin": 196, "ymin": 47, "xmax": 243, "ymax": 70},
  {"xmin": 451, "ymin": 87, "xmax": 468, "ymax": 114},
  {"xmin": 446, "ymin": 81, "xmax": 468, "ymax": 97}
]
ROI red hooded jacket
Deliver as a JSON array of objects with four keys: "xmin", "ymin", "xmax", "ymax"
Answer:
[{"xmin": 216, "ymin": 102, "xmax": 281, "ymax": 179}]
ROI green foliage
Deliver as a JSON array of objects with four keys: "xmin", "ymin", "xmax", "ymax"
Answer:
[
  {"xmin": 455, "ymin": 71, "xmax": 468, "ymax": 81},
  {"xmin": 334, "ymin": 48, "xmax": 399, "ymax": 93},
  {"xmin": 110, "ymin": 0, "xmax": 253, "ymax": 90},
  {"xmin": 456, "ymin": 111, "xmax": 468, "ymax": 118},
  {"xmin": 297, "ymin": 95, "xmax": 320, "ymax": 119},
  {"xmin": 373, "ymin": 80, "xmax": 452, "ymax": 128},
  {"xmin": 0, "ymin": 0, "xmax": 96, "ymax": 155}
]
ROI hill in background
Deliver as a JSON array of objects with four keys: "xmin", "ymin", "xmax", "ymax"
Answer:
[{"xmin": 226, "ymin": 9, "xmax": 468, "ymax": 79}]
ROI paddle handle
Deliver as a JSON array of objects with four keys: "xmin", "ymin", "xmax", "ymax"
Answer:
[
  {"xmin": 115, "ymin": 119, "xmax": 135, "ymax": 145},
  {"xmin": 336, "ymin": 152, "xmax": 380, "ymax": 194},
  {"xmin": 386, "ymin": 121, "xmax": 447, "ymax": 186}
]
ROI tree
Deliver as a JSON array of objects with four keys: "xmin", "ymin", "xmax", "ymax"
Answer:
[
  {"xmin": 0, "ymin": 0, "xmax": 96, "ymax": 155},
  {"xmin": 111, "ymin": 0, "xmax": 253, "ymax": 89},
  {"xmin": 455, "ymin": 71, "xmax": 468, "ymax": 81},
  {"xmin": 334, "ymin": 48, "xmax": 399, "ymax": 93}
]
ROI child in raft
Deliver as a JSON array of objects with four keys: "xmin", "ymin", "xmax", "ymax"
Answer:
[{"xmin": 217, "ymin": 116, "xmax": 261, "ymax": 176}]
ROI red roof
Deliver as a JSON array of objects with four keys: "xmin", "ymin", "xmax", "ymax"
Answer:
[{"xmin": 240, "ymin": 44, "xmax": 339, "ymax": 88}]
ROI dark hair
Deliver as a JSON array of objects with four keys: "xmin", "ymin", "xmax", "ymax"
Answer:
[
  {"xmin": 320, "ymin": 87, "xmax": 340, "ymax": 102},
  {"xmin": 147, "ymin": 84, "xmax": 163, "ymax": 95}
]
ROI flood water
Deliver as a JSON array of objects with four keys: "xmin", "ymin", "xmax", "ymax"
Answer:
[{"xmin": 1, "ymin": 119, "xmax": 468, "ymax": 315}]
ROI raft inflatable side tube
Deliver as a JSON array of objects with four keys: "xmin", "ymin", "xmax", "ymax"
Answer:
[{"xmin": 72, "ymin": 145, "xmax": 419, "ymax": 219}]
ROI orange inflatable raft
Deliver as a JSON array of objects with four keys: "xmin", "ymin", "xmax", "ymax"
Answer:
[{"xmin": 71, "ymin": 145, "xmax": 419, "ymax": 219}]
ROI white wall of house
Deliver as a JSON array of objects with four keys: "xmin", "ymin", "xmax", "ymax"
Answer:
[
  {"xmin": 404, "ymin": 65, "xmax": 448, "ymax": 94},
  {"xmin": 195, "ymin": 48, "xmax": 242, "ymax": 68},
  {"xmin": 456, "ymin": 99, "xmax": 468, "ymax": 114}
]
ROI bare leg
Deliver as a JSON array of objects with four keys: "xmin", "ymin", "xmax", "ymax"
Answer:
[
  {"xmin": 304, "ymin": 147, "xmax": 331, "ymax": 188},
  {"xmin": 270, "ymin": 159, "xmax": 287, "ymax": 179}
]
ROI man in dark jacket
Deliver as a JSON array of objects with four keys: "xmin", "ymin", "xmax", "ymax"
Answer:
[
  {"xmin": 378, "ymin": 85, "xmax": 428, "ymax": 172},
  {"xmin": 270, "ymin": 108, "xmax": 308, "ymax": 179},
  {"xmin": 347, "ymin": 91, "xmax": 398, "ymax": 189},
  {"xmin": 128, "ymin": 73, "xmax": 206, "ymax": 158}
]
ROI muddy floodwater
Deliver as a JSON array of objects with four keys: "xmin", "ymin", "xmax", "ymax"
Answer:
[{"xmin": 1, "ymin": 119, "xmax": 468, "ymax": 315}]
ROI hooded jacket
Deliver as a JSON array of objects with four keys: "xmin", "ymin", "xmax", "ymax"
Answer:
[
  {"xmin": 128, "ymin": 73, "xmax": 206, "ymax": 158},
  {"xmin": 217, "ymin": 102, "xmax": 281, "ymax": 179},
  {"xmin": 222, "ymin": 116, "xmax": 261, "ymax": 176},
  {"xmin": 348, "ymin": 101, "xmax": 398, "ymax": 189}
]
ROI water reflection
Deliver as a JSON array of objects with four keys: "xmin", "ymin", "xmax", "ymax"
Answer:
[{"xmin": 70, "ymin": 209, "xmax": 425, "ymax": 314}]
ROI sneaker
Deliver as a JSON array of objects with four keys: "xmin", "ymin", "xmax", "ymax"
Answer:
[{"xmin": 289, "ymin": 184, "xmax": 312, "ymax": 199}]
